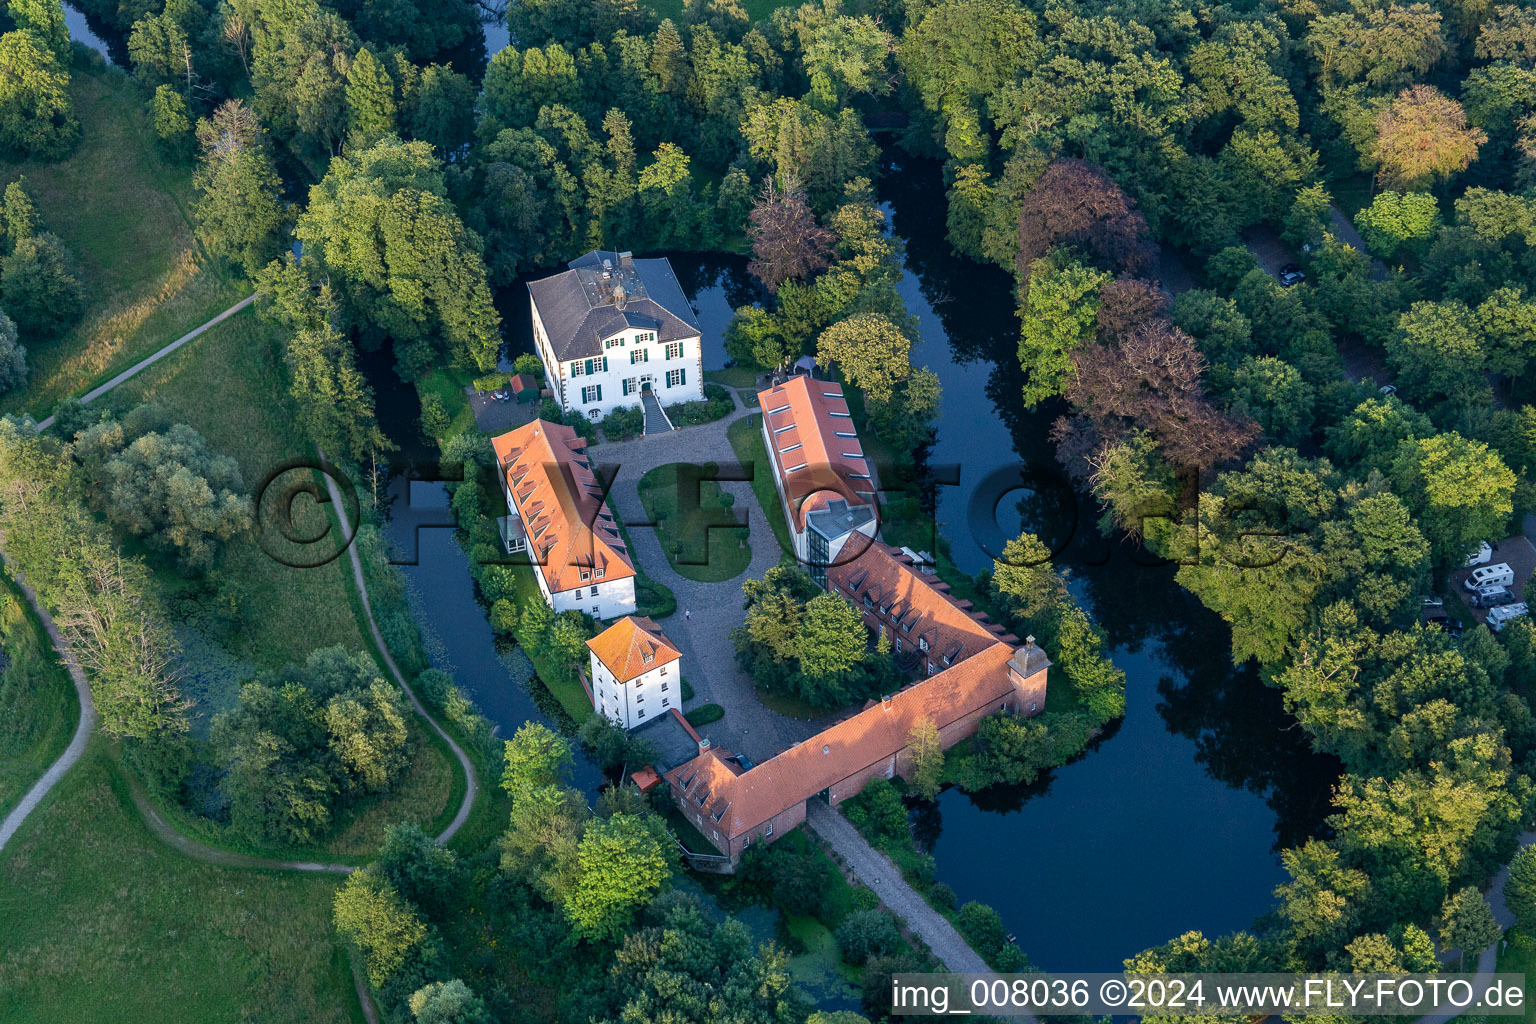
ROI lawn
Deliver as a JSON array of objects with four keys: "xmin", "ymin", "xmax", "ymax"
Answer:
[
  {"xmin": 0, "ymin": 66, "xmax": 248, "ymax": 421},
  {"xmin": 0, "ymin": 570, "xmax": 78, "ymax": 820},
  {"xmin": 638, "ymin": 462, "xmax": 753, "ymax": 582},
  {"xmin": 705, "ymin": 367, "xmax": 759, "ymax": 389},
  {"xmin": 727, "ymin": 415, "xmax": 795, "ymax": 560},
  {"xmin": 418, "ymin": 366, "xmax": 479, "ymax": 439},
  {"xmin": 113, "ymin": 308, "xmax": 368, "ymax": 668},
  {"xmin": 0, "ymin": 742, "xmax": 364, "ymax": 1024}
]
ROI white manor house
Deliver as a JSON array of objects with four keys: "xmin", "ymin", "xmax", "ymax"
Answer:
[{"xmin": 527, "ymin": 250, "xmax": 705, "ymax": 421}]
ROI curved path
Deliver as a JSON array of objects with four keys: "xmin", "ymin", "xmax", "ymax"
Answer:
[
  {"xmin": 318, "ymin": 448, "xmax": 480, "ymax": 846},
  {"xmin": 0, "ymin": 562, "xmax": 98, "ymax": 853}
]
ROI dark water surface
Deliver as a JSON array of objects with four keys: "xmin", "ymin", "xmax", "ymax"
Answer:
[{"xmin": 371, "ymin": 152, "xmax": 1338, "ymax": 969}]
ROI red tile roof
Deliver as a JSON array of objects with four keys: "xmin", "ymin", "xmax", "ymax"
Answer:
[
  {"xmin": 828, "ymin": 544, "xmax": 1015, "ymax": 668},
  {"xmin": 756, "ymin": 376, "xmax": 875, "ymax": 528},
  {"xmin": 491, "ymin": 419, "xmax": 635, "ymax": 595},
  {"xmin": 586, "ymin": 616, "xmax": 681, "ymax": 682},
  {"xmin": 665, "ymin": 642, "xmax": 1023, "ymax": 839}
]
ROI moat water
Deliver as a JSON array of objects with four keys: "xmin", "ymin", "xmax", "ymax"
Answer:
[{"xmin": 362, "ymin": 153, "xmax": 1340, "ymax": 968}]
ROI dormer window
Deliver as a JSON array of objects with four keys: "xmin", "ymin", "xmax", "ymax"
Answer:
[
  {"xmin": 580, "ymin": 570, "xmax": 591, "ymax": 581},
  {"xmin": 594, "ymin": 567, "xmax": 604, "ymax": 579},
  {"xmin": 918, "ymin": 637, "xmax": 929, "ymax": 651}
]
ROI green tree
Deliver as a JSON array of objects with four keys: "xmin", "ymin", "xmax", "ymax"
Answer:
[
  {"xmin": 796, "ymin": 592, "xmax": 867, "ymax": 684},
  {"xmin": 0, "ymin": 29, "xmax": 76, "ymax": 158},
  {"xmin": 1325, "ymin": 396, "xmax": 1431, "ymax": 474},
  {"xmin": 992, "ymin": 532, "xmax": 1066, "ymax": 619},
  {"xmin": 835, "ymin": 908, "xmax": 902, "ymax": 964},
  {"xmin": 345, "ymin": 47, "xmax": 397, "ymax": 148},
  {"xmin": 419, "ymin": 392, "xmax": 449, "ymax": 437},
  {"xmin": 193, "ymin": 100, "xmax": 288, "ymax": 278},
  {"xmin": 1440, "ymin": 886, "xmax": 1502, "ymax": 968},
  {"xmin": 1387, "ymin": 300, "xmax": 1489, "ymax": 406},
  {"xmin": 562, "ymin": 812, "xmax": 673, "ymax": 938},
  {"xmin": 1356, "ymin": 190, "xmax": 1441, "ymax": 259},
  {"xmin": 10, "ymin": 0, "xmax": 69, "ymax": 62},
  {"xmin": 379, "ymin": 822, "xmax": 459, "ymax": 919},
  {"xmin": 151, "ymin": 85, "xmax": 193, "ymax": 160},
  {"xmin": 333, "ymin": 865, "xmax": 427, "ymax": 986},
  {"xmin": 1506, "ymin": 845, "xmax": 1536, "ymax": 933},
  {"xmin": 1, "ymin": 231, "xmax": 82, "ymax": 337},
  {"xmin": 73, "ymin": 412, "xmax": 254, "ymax": 575},
  {"xmin": 1274, "ymin": 839, "xmax": 1373, "ymax": 959},
  {"xmin": 1390, "ymin": 432, "xmax": 1516, "ymax": 565},
  {"xmin": 501, "ymin": 721, "xmax": 572, "ymax": 795},
  {"xmin": 816, "ymin": 313, "xmax": 912, "ymax": 405},
  {"xmin": 1018, "ymin": 255, "xmax": 1109, "ymax": 407},
  {"xmin": 294, "ymin": 137, "xmax": 501, "ymax": 372},
  {"xmin": 907, "ymin": 717, "xmax": 944, "ymax": 800},
  {"xmin": 1229, "ymin": 356, "xmax": 1315, "ymax": 445},
  {"xmin": 0, "ymin": 308, "xmax": 27, "ymax": 395},
  {"xmin": 325, "ymin": 681, "xmax": 408, "ymax": 792},
  {"xmin": 408, "ymin": 980, "xmax": 492, "ymax": 1024}
]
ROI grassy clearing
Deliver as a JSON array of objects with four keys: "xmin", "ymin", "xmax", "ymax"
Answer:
[
  {"xmin": 502, "ymin": 561, "xmax": 594, "ymax": 723},
  {"xmin": 114, "ymin": 308, "xmax": 367, "ymax": 668},
  {"xmin": 638, "ymin": 462, "xmax": 753, "ymax": 582},
  {"xmin": 0, "ymin": 67, "xmax": 247, "ymax": 421},
  {"xmin": 705, "ymin": 367, "xmax": 759, "ymax": 389},
  {"xmin": 727, "ymin": 415, "xmax": 795, "ymax": 559},
  {"xmin": 418, "ymin": 366, "xmax": 479, "ymax": 439},
  {"xmin": 323, "ymin": 718, "xmax": 455, "ymax": 855},
  {"xmin": 0, "ymin": 571, "xmax": 78, "ymax": 819},
  {"xmin": 0, "ymin": 742, "xmax": 363, "ymax": 1024}
]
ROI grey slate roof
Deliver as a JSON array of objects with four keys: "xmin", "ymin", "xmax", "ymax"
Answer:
[{"xmin": 528, "ymin": 250, "xmax": 701, "ymax": 362}]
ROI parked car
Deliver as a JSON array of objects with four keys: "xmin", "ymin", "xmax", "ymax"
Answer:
[
  {"xmin": 1473, "ymin": 587, "xmax": 1520, "ymax": 609},
  {"xmin": 1425, "ymin": 612, "xmax": 1464, "ymax": 637},
  {"xmin": 1421, "ymin": 594, "xmax": 1445, "ymax": 608},
  {"xmin": 1489, "ymin": 603, "xmax": 1530, "ymax": 633},
  {"xmin": 1466, "ymin": 563, "xmax": 1515, "ymax": 591},
  {"xmin": 1279, "ymin": 264, "xmax": 1306, "ymax": 286},
  {"xmin": 1378, "ymin": 384, "xmax": 1398, "ymax": 398},
  {"xmin": 1463, "ymin": 540, "xmax": 1494, "ymax": 567}
]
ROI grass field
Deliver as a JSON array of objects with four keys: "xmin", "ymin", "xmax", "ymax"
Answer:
[
  {"xmin": 727, "ymin": 415, "xmax": 795, "ymax": 559},
  {"xmin": 114, "ymin": 308, "xmax": 367, "ymax": 668},
  {"xmin": 0, "ymin": 571, "xmax": 78, "ymax": 820},
  {"xmin": 704, "ymin": 367, "xmax": 758, "ymax": 389},
  {"xmin": 0, "ymin": 742, "xmax": 364, "ymax": 1024},
  {"xmin": 0, "ymin": 67, "xmax": 247, "ymax": 421},
  {"xmin": 638, "ymin": 462, "xmax": 754, "ymax": 582}
]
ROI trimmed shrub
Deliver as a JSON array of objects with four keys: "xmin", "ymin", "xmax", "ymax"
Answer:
[
  {"xmin": 835, "ymin": 909, "xmax": 902, "ymax": 964},
  {"xmin": 685, "ymin": 703, "xmax": 724, "ymax": 726}
]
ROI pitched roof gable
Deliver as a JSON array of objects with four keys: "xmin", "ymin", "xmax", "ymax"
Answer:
[
  {"xmin": 586, "ymin": 616, "xmax": 681, "ymax": 682},
  {"xmin": 755, "ymin": 376, "xmax": 874, "ymax": 530},
  {"xmin": 664, "ymin": 642, "xmax": 1021, "ymax": 839},
  {"xmin": 491, "ymin": 419, "xmax": 635, "ymax": 595},
  {"xmin": 528, "ymin": 251, "xmax": 700, "ymax": 362},
  {"xmin": 828, "ymin": 544, "xmax": 1008, "ymax": 664}
]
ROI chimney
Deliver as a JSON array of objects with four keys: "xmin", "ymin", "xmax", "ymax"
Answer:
[
  {"xmin": 618, "ymin": 250, "xmax": 634, "ymax": 268},
  {"xmin": 698, "ymin": 737, "xmax": 711, "ymax": 754}
]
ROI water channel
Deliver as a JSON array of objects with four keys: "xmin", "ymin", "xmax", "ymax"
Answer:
[
  {"xmin": 365, "ymin": 151, "xmax": 1340, "ymax": 971},
  {"xmin": 63, "ymin": 0, "xmax": 1339, "ymax": 967}
]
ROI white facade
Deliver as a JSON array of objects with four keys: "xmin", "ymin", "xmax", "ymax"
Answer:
[
  {"xmin": 759, "ymin": 410, "xmax": 877, "ymax": 572},
  {"xmin": 532, "ymin": 305, "xmax": 704, "ymax": 420},
  {"xmin": 499, "ymin": 480, "xmax": 637, "ymax": 621},
  {"xmin": 589, "ymin": 653, "xmax": 680, "ymax": 730}
]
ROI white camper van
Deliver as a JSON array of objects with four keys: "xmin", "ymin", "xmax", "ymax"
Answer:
[
  {"xmin": 1488, "ymin": 603, "xmax": 1529, "ymax": 633},
  {"xmin": 1466, "ymin": 563, "xmax": 1515, "ymax": 591}
]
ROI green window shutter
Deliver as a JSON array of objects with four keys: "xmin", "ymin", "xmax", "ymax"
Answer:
[
  {"xmin": 595, "ymin": 384, "xmax": 602, "ymax": 401},
  {"xmin": 679, "ymin": 368, "xmax": 686, "ymax": 387}
]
